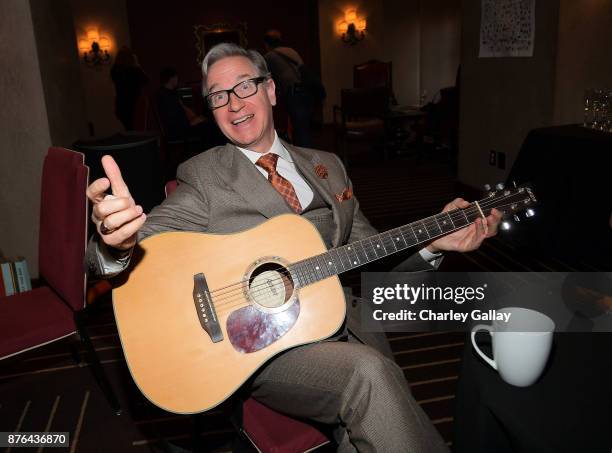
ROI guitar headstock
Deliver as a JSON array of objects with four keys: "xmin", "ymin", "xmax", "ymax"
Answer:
[{"xmin": 481, "ymin": 182, "xmax": 538, "ymax": 230}]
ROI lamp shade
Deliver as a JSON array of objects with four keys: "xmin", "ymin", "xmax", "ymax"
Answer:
[
  {"xmin": 86, "ymin": 29, "xmax": 99, "ymax": 42},
  {"xmin": 337, "ymin": 21, "xmax": 349, "ymax": 34},
  {"xmin": 345, "ymin": 9, "xmax": 357, "ymax": 23},
  {"xmin": 78, "ymin": 39, "xmax": 89, "ymax": 52},
  {"xmin": 99, "ymin": 37, "xmax": 110, "ymax": 50},
  {"xmin": 356, "ymin": 18, "xmax": 367, "ymax": 31}
]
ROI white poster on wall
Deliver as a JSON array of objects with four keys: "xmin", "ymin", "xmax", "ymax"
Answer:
[{"xmin": 479, "ymin": 0, "xmax": 535, "ymax": 58}]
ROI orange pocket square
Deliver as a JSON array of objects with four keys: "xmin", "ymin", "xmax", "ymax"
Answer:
[
  {"xmin": 314, "ymin": 164, "xmax": 328, "ymax": 179},
  {"xmin": 335, "ymin": 188, "xmax": 353, "ymax": 202}
]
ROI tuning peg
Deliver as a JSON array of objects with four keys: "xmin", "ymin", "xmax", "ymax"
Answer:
[
  {"xmin": 525, "ymin": 208, "xmax": 535, "ymax": 218},
  {"xmin": 513, "ymin": 214, "xmax": 521, "ymax": 222},
  {"xmin": 495, "ymin": 182, "xmax": 505, "ymax": 190},
  {"xmin": 483, "ymin": 184, "xmax": 492, "ymax": 191},
  {"xmin": 501, "ymin": 221, "xmax": 512, "ymax": 231},
  {"xmin": 512, "ymin": 181, "xmax": 517, "ymax": 188}
]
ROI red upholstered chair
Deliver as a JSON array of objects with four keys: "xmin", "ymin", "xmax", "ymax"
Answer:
[
  {"xmin": 164, "ymin": 179, "xmax": 178, "ymax": 197},
  {"xmin": 0, "ymin": 147, "xmax": 121, "ymax": 414},
  {"xmin": 353, "ymin": 60, "xmax": 397, "ymax": 105},
  {"xmin": 164, "ymin": 181, "xmax": 331, "ymax": 452},
  {"xmin": 239, "ymin": 398, "xmax": 330, "ymax": 453}
]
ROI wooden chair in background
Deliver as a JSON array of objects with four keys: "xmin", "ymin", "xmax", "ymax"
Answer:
[
  {"xmin": 333, "ymin": 86, "xmax": 390, "ymax": 165},
  {"xmin": 353, "ymin": 60, "xmax": 397, "ymax": 105}
]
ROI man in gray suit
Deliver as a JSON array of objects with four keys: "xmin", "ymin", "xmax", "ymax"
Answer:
[{"xmin": 86, "ymin": 43, "xmax": 501, "ymax": 452}]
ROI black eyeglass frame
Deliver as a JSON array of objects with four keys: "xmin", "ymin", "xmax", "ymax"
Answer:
[{"xmin": 205, "ymin": 76, "xmax": 270, "ymax": 110}]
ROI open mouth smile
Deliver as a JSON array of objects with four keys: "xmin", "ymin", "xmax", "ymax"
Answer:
[{"xmin": 232, "ymin": 114, "xmax": 254, "ymax": 125}]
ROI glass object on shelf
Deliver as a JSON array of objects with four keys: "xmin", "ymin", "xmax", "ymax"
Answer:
[
  {"xmin": 592, "ymin": 89, "xmax": 605, "ymax": 130},
  {"xmin": 584, "ymin": 88, "xmax": 611, "ymax": 132},
  {"xmin": 584, "ymin": 88, "xmax": 594, "ymax": 128},
  {"xmin": 605, "ymin": 90, "xmax": 612, "ymax": 132}
]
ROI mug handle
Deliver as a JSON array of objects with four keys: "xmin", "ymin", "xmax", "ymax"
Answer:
[{"xmin": 471, "ymin": 324, "xmax": 497, "ymax": 370}]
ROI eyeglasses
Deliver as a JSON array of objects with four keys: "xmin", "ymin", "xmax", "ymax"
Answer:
[{"xmin": 206, "ymin": 76, "xmax": 269, "ymax": 109}]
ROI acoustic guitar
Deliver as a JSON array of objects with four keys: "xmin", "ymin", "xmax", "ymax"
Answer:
[{"xmin": 113, "ymin": 184, "xmax": 537, "ymax": 413}]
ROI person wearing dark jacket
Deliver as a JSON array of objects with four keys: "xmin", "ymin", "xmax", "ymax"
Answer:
[{"xmin": 110, "ymin": 46, "xmax": 148, "ymax": 130}]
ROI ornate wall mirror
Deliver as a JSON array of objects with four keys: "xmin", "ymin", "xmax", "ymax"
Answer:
[{"xmin": 194, "ymin": 23, "xmax": 248, "ymax": 66}]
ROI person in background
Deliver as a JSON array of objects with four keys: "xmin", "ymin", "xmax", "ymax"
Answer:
[
  {"xmin": 263, "ymin": 29, "xmax": 315, "ymax": 148},
  {"xmin": 110, "ymin": 46, "xmax": 148, "ymax": 131},
  {"xmin": 157, "ymin": 66, "xmax": 205, "ymax": 141}
]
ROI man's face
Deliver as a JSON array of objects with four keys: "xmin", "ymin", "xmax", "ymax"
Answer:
[{"xmin": 206, "ymin": 56, "xmax": 276, "ymax": 153}]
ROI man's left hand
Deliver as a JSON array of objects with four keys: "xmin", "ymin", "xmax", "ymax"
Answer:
[{"xmin": 426, "ymin": 198, "xmax": 503, "ymax": 254}]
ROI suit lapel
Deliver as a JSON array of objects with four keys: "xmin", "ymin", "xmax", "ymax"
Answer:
[
  {"xmin": 285, "ymin": 142, "xmax": 344, "ymax": 247},
  {"xmin": 215, "ymin": 143, "xmax": 292, "ymax": 218}
]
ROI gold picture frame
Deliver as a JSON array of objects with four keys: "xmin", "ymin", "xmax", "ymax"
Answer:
[{"xmin": 194, "ymin": 23, "xmax": 248, "ymax": 66}]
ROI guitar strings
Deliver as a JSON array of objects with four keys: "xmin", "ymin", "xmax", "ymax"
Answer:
[
  {"xmin": 209, "ymin": 205, "xmax": 478, "ymax": 302},
  {"xmin": 209, "ymin": 196, "xmax": 526, "ymax": 313},
  {"xmin": 207, "ymin": 195, "xmax": 527, "ymax": 312},
  {"xmin": 207, "ymin": 195, "xmax": 528, "ymax": 314},
  {"xmin": 209, "ymin": 200, "xmax": 514, "ymax": 316},
  {"xmin": 204, "ymin": 197, "xmax": 524, "ymax": 306}
]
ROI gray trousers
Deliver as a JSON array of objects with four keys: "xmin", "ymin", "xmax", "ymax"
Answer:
[{"xmin": 249, "ymin": 337, "xmax": 449, "ymax": 453}]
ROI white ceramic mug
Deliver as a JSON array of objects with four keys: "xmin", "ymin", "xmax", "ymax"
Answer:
[{"xmin": 471, "ymin": 307, "xmax": 555, "ymax": 387}]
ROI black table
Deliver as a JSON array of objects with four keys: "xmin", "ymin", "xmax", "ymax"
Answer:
[
  {"xmin": 507, "ymin": 125, "xmax": 612, "ymax": 268},
  {"xmin": 453, "ymin": 333, "xmax": 612, "ymax": 453}
]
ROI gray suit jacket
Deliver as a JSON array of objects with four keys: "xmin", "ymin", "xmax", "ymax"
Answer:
[
  {"xmin": 140, "ymin": 141, "xmax": 375, "ymax": 245},
  {"xmin": 86, "ymin": 141, "xmax": 434, "ymax": 355}
]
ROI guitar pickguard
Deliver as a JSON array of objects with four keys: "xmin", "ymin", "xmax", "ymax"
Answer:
[{"xmin": 226, "ymin": 302, "xmax": 300, "ymax": 353}]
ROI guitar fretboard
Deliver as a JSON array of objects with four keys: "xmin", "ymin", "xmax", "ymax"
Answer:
[{"xmin": 288, "ymin": 203, "xmax": 490, "ymax": 287}]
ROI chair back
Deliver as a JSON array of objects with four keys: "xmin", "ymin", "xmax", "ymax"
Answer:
[
  {"xmin": 74, "ymin": 134, "xmax": 164, "ymax": 214},
  {"xmin": 354, "ymin": 60, "xmax": 391, "ymax": 88},
  {"xmin": 38, "ymin": 148, "xmax": 89, "ymax": 311},
  {"xmin": 165, "ymin": 180, "xmax": 178, "ymax": 197},
  {"xmin": 354, "ymin": 60, "xmax": 396, "ymax": 105},
  {"xmin": 341, "ymin": 87, "xmax": 389, "ymax": 119}
]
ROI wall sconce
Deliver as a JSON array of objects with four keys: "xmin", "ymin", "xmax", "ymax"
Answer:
[
  {"xmin": 337, "ymin": 9, "xmax": 366, "ymax": 45},
  {"xmin": 77, "ymin": 28, "xmax": 111, "ymax": 66}
]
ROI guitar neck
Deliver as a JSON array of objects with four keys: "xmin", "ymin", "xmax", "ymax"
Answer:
[{"xmin": 288, "ymin": 184, "xmax": 536, "ymax": 288}]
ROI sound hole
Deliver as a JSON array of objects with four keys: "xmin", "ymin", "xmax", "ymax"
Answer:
[{"xmin": 248, "ymin": 263, "xmax": 294, "ymax": 310}]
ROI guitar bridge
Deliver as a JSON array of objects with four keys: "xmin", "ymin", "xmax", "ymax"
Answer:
[{"xmin": 193, "ymin": 273, "xmax": 223, "ymax": 343}]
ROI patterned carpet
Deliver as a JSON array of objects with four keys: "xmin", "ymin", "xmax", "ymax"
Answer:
[{"xmin": 0, "ymin": 147, "xmax": 600, "ymax": 452}]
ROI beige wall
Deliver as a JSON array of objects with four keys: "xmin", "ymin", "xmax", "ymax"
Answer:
[
  {"xmin": 70, "ymin": 0, "xmax": 131, "ymax": 137},
  {"xmin": 553, "ymin": 0, "xmax": 612, "ymax": 124},
  {"xmin": 383, "ymin": 0, "xmax": 420, "ymax": 106},
  {"xmin": 420, "ymin": 0, "xmax": 461, "ymax": 104},
  {"xmin": 458, "ymin": 0, "xmax": 559, "ymax": 189},
  {"xmin": 30, "ymin": 0, "xmax": 88, "ymax": 146},
  {"xmin": 318, "ymin": 0, "xmax": 461, "ymax": 122},
  {"xmin": 0, "ymin": 0, "xmax": 53, "ymax": 276}
]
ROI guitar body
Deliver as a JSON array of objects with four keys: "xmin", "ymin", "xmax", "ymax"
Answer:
[{"xmin": 113, "ymin": 214, "xmax": 346, "ymax": 414}]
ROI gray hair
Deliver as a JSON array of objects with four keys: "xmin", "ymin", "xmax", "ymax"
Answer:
[{"xmin": 201, "ymin": 43, "xmax": 270, "ymax": 95}]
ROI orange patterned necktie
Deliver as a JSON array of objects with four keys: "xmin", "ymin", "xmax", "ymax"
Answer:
[{"xmin": 256, "ymin": 153, "xmax": 303, "ymax": 214}]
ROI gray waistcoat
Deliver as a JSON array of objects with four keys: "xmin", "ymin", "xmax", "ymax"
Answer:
[{"xmin": 300, "ymin": 186, "xmax": 336, "ymax": 249}]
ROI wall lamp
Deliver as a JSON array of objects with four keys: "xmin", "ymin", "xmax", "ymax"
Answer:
[
  {"xmin": 78, "ymin": 28, "xmax": 111, "ymax": 66},
  {"xmin": 337, "ymin": 9, "xmax": 366, "ymax": 45}
]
